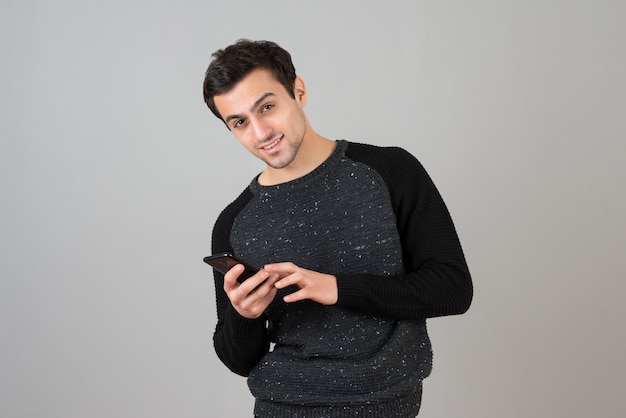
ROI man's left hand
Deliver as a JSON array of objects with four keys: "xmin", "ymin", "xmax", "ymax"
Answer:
[{"xmin": 264, "ymin": 262, "xmax": 338, "ymax": 305}]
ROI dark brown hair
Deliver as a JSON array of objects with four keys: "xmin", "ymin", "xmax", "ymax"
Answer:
[{"xmin": 203, "ymin": 39, "xmax": 297, "ymax": 121}]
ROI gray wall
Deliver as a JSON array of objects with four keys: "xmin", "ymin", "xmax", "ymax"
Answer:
[{"xmin": 2, "ymin": 1, "xmax": 625, "ymax": 417}]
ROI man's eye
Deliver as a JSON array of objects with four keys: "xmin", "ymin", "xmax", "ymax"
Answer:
[
  {"xmin": 233, "ymin": 119, "xmax": 245, "ymax": 128},
  {"xmin": 261, "ymin": 104, "xmax": 274, "ymax": 112}
]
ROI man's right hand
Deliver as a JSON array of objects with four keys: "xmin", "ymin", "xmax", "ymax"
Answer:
[{"xmin": 223, "ymin": 264, "xmax": 279, "ymax": 319}]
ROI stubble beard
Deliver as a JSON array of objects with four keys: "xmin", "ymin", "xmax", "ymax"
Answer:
[{"xmin": 264, "ymin": 118, "xmax": 307, "ymax": 170}]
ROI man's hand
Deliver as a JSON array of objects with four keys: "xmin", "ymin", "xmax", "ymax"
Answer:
[
  {"xmin": 264, "ymin": 262, "xmax": 338, "ymax": 305},
  {"xmin": 223, "ymin": 264, "xmax": 280, "ymax": 319}
]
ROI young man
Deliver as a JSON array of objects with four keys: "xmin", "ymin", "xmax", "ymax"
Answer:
[{"xmin": 202, "ymin": 39, "xmax": 472, "ymax": 417}]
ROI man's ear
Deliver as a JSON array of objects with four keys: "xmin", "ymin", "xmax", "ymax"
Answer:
[{"xmin": 293, "ymin": 76, "xmax": 307, "ymax": 107}]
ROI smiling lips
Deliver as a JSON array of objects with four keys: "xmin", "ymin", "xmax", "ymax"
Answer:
[{"xmin": 261, "ymin": 136, "xmax": 282, "ymax": 150}]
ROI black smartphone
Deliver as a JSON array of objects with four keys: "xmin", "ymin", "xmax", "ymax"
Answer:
[{"xmin": 203, "ymin": 252, "xmax": 260, "ymax": 283}]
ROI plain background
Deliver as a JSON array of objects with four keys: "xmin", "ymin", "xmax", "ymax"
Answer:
[{"xmin": 2, "ymin": 1, "xmax": 625, "ymax": 417}]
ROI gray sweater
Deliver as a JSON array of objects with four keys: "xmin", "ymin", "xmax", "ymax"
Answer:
[{"xmin": 211, "ymin": 140, "xmax": 472, "ymax": 417}]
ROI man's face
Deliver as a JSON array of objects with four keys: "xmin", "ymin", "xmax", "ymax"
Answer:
[{"xmin": 214, "ymin": 68, "xmax": 307, "ymax": 170}]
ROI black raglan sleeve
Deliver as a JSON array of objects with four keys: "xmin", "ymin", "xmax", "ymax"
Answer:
[
  {"xmin": 210, "ymin": 188, "xmax": 270, "ymax": 376},
  {"xmin": 337, "ymin": 144, "xmax": 473, "ymax": 319}
]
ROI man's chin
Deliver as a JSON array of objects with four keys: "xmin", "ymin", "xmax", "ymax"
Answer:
[
  {"xmin": 263, "ymin": 152, "xmax": 295, "ymax": 170},
  {"xmin": 266, "ymin": 159, "xmax": 291, "ymax": 170}
]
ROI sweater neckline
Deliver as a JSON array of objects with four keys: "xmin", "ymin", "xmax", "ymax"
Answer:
[{"xmin": 249, "ymin": 140, "xmax": 347, "ymax": 193}]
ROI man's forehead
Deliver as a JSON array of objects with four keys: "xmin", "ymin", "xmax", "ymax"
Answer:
[{"xmin": 230, "ymin": 69, "xmax": 281, "ymax": 96}]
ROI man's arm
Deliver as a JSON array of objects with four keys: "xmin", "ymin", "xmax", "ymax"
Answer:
[
  {"xmin": 210, "ymin": 189, "xmax": 273, "ymax": 376},
  {"xmin": 212, "ymin": 271, "xmax": 271, "ymax": 376},
  {"xmin": 335, "ymin": 145, "xmax": 473, "ymax": 319}
]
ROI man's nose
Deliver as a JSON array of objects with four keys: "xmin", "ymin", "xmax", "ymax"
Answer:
[{"xmin": 250, "ymin": 117, "xmax": 272, "ymax": 141}]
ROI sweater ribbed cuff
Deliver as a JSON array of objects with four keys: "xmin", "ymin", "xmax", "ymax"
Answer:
[
  {"xmin": 225, "ymin": 305, "xmax": 266, "ymax": 337},
  {"xmin": 335, "ymin": 273, "xmax": 370, "ymax": 310}
]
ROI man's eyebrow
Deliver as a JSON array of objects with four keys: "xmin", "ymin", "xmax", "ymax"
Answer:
[{"xmin": 224, "ymin": 92, "xmax": 276, "ymax": 124}]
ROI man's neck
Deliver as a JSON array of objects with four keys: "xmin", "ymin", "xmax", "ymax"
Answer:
[{"xmin": 258, "ymin": 135, "xmax": 336, "ymax": 186}]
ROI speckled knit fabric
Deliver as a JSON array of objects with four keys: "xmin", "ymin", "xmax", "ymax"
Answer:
[{"xmin": 211, "ymin": 140, "xmax": 472, "ymax": 417}]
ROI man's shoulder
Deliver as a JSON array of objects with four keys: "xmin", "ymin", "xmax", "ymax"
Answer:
[
  {"xmin": 215, "ymin": 186, "xmax": 254, "ymax": 224},
  {"xmin": 344, "ymin": 140, "xmax": 419, "ymax": 168},
  {"xmin": 211, "ymin": 186, "xmax": 255, "ymax": 251}
]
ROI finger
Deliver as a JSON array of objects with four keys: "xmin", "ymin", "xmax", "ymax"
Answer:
[
  {"xmin": 274, "ymin": 272, "xmax": 303, "ymax": 289},
  {"xmin": 283, "ymin": 287, "xmax": 308, "ymax": 303},
  {"xmin": 223, "ymin": 264, "xmax": 244, "ymax": 291},
  {"xmin": 238, "ymin": 268, "xmax": 271, "ymax": 293},
  {"xmin": 238, "ymin": 282, "xmax": 278, "ymax": 318},
  {"xmin": 258, "ymin": 286, "xmax": 278, "ymax": 306},
  {"xmin": 263, "ymin": 262, "xmax": 298, "ymax": 277}
]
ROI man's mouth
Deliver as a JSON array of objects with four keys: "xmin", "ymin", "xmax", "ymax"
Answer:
[{"xmin": 261, "ymin": 136, "xmax": 282, "ymax": 150}]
